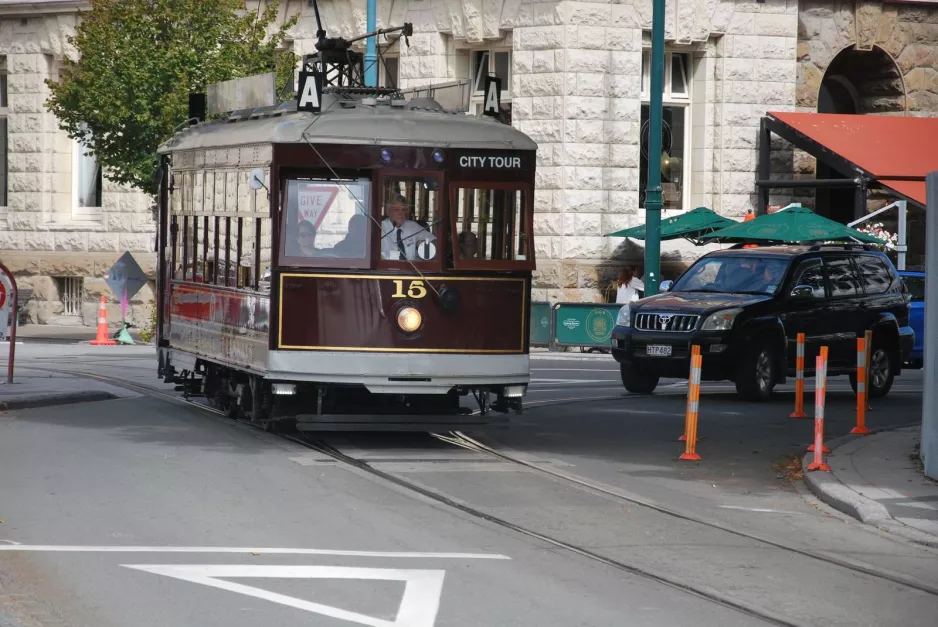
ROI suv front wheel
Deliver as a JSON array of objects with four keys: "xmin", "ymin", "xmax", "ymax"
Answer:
[
  {"xmin": 735, "ymin": 342, "xmax": 776, "ymax": 402},
  {"xmin": 850, "ymin": 341, "xmax": 896, "ymax": 399},
  {"xmin": 620, "ymin": 362, "xmax": 659, "ymax": 395}
]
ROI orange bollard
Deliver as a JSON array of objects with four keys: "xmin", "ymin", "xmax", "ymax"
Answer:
[
  {"xmin": 791, "ymin": 332, "xmax": 807, "ymax": 418},
  {"xmin": 88, "ymin": 295, "xmax": 116, "ymax": 346},
  {"xmin": 808, "ymin": 346, "xmax": 830, "ymax": 453},
  {"xmin": 851, "ymin": 336, "xmax": 871, "ymax": 435},
  {"xmin": 680, "ymin": 352, "xmax": 703, "ymax": 461},
  {"xmin": 807, "ymin": 354, "xmax": 831, "ymax": 471},
  {"xmin": 679, "ymin": 345, "xmax": 701, "ymax": 441}
]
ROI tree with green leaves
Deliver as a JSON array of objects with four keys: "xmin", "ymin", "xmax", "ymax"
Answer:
[{"xmin": 46, "ymin": 0, "xmax": 298, "ymax": 197}]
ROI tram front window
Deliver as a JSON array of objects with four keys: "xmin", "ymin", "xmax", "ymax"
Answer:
[
  {"xmin": 453, "ymin": 186, "xmax": 533, "ymax": 267},
  {"xmin": 380, "ymin": 175, "xmax": 439, "ymax": 262},
  {"xmin": 281, "ymin": 179, "xmax": 371, "ymax": 264}
]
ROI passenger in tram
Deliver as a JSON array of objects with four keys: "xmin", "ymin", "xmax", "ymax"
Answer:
[
  {"xmin": 381, "ymin": 193, "xmax": 436, "ymax": 260},
  {"xmin": 291, "ymin": 219, "xmax": 319, "ymax": 257},
  {"xmin": 332, "ymin": 214, "xmax": 368, "ymax": 258},
  {"xmin": 458, "ymin": 230, "xmax": 479, "ymax": 259}
]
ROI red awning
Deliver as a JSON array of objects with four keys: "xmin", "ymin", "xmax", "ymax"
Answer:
[{"xmin": 766, "ymin": 112, "xmax": 938, "ymax": 206}]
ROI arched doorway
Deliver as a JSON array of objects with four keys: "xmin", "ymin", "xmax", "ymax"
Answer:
[{"xmin": 815, "ymin": 46, "xmax": 905, "ymax": 224}]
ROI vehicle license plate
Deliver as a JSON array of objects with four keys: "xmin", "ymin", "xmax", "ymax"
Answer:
[{"xmin": 646, "ymin": 345, "xmax": 672, "ymax": 357}]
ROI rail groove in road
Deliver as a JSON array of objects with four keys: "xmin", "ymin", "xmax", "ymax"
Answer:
[{"xmin": 16, "ymin": 365, "xmax": 938, "ymax": 627}]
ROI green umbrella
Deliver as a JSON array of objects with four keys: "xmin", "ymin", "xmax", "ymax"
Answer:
[
  {"xmin": 700, "ymin": 206, "xmax": 885, "ymax": 245},
  {"xmin": 606, "ymin": 207, "xmax": 737, "ymax": 243}
]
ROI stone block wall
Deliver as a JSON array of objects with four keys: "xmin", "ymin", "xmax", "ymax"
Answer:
[{"xmin": 0, "ymin": 10, "xmax": 156, "ymax": 327}]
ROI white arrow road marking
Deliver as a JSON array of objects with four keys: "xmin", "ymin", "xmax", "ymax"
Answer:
[
  {"xmin": 0, "ymin": 545, "xmax": 508, "ymax": 559},
  {"xmin": 123, "ymin": 564, "xmax": 445, "ymax": 627}
]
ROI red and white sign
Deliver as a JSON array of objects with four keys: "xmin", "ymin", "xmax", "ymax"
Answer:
[
  {"xmin": 0, "ymin": 280, "xmax": 6, "ymax": 310},
  {"xmin": 297, "ymin": 185, "xmax": 339, "ymax": 229}
]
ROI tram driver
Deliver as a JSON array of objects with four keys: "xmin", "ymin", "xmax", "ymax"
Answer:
[{"xmin": 381, "ymin": 193, "xmax": 436, "ymax": 260}]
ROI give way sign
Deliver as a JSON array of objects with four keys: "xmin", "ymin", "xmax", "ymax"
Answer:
[{"xmin": 297, "ymin": 184, "xmax": 339, "ymax": 229}]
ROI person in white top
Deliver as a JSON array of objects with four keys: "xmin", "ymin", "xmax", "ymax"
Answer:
[
  {"xmin": 615, "ymin": 266, "xmax": 645, "ymax": 303},
  {"xmin": 380, "ymin": 193, "xmax": 436, "ymax": 260}
]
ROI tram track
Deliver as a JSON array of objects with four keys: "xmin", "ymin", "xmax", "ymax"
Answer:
[{"xmin": 15, "ymin": 364, "xmax": 938, "ymax": 627}]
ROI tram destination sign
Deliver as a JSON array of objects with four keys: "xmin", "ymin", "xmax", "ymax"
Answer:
[{"xmin": 454, "ymin": 150, "xmax": 532, "ymax": 172}]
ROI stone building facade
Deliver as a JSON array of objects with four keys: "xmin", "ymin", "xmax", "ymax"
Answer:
[
  {"xmin": 0, "ymin": 1, "xmax": 156, "ymax": 326},
  {"xmin": 2, "ymin": 0, "xmax": 935, "ymax": 322}
]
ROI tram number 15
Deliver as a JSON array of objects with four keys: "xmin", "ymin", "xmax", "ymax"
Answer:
[{"xmin": 391, "ymin": 280, "xmax": 427, "ymax": 299}]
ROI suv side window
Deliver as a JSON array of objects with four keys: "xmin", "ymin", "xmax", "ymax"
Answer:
[
  {"xmin": 855, "ymin": 255, "xmax": 892, "ymax": 295},
  {"xmin": 903, "ymin": 275, "xmax": 925, "ymax": 302},
  {"xmin": 824, "ymin": 256, "xmax": 859, "ymax": 297},
  {"xmin": 790, "ymin": 258, "xmax": 826, "ymax": 299}
]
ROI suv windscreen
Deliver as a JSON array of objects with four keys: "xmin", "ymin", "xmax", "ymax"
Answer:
[{"xmin": 672, "ymin": 256, "xmax": 790, "ymax": 295}]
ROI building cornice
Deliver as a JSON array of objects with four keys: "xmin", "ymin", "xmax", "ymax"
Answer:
[{"xmin": 0, "ymin": 1, "xmax": 89, "ymax": 17}]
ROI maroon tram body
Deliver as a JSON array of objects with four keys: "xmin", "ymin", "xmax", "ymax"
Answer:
[{"xmin": 155, "ymin": 92, "xmax": 538, "ymax": 430}]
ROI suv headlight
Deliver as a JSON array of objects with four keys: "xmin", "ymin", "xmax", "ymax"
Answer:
[
  {"xmin": 616, "ymin": 304, "xmax": 631, "ymax": 327},
  {"xmin": 701, "ymin": 308, "xmax": 741, "ymax": 331}
]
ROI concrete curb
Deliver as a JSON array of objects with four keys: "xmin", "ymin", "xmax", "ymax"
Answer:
[
  {"xmin": 802, "ymin": 427, "xmax": 938, "ymax": 549},
  {"xmin": 0, "ymin": 390, "xmax": 117, "ymax": 412}
]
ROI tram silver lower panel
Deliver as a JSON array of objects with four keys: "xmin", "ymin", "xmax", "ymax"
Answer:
[{"xmin": 267, "ymin": 350, "xmax": 529, "ymax": 394}]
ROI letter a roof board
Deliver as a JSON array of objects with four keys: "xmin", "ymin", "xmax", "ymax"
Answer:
[{"xmin": 105, "ymin": 252, "xmax": 149, "ymax": 301}]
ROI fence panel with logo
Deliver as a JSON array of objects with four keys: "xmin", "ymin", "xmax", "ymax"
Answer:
[
  {"xmin": 529, "ymin": 301, "xmax": 553, "ymax": 348},
  {"xmin": 552, "ymin": 303, "xmax": 621, "ymax": 349}
]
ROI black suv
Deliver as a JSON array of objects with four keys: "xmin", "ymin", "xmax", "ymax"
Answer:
[{"xmin": 610, "ymin": 245, "xmax": 914, "ymax": 401}]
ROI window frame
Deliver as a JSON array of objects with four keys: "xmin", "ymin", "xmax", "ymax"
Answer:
[
  {"xmin": 379, "ymin": 54, "xmax": 399, "ymax": 89},
  {"xmin": 469, "ymin": 48, "xmax": 512, "ymax": 117},
  {"xmin": 640, "ymin": 49, "xmax": 692, "ymax": 212},
  {"xmin": 448, "ymin": 180, "xmax": 536, "ymax": 272},
  {"xmin": 375, "ymin": 169, "xmax": 445, "ymax": 271},
  {"xmin": 72, "ymin": 134, "xmax": 103, "ymax": 215},
  {"xmin": 278, "ymin": 175, "xmax": 374, "ymax": 271}
]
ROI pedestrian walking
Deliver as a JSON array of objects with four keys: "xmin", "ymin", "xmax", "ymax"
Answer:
[{"xmin": 615, "ymin": 266, "xmax": 645, "ymax": 303}]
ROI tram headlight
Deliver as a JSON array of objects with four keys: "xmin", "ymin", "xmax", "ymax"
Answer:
[{"xmin": 396, "ymin": 306, "xmax": 423, "ymax": 333}]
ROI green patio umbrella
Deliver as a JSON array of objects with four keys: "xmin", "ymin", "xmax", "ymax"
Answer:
[
  {"xmin": 699, "ymin": 206, "xmax": 885, "ymax": 245},
  {"xmin": 606, "ymin": 207, "xmax": 737, "ymax": 243}
]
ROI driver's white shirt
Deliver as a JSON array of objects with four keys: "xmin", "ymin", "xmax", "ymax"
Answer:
[{"xmin": 381, "ymin": 218, "xmax": 436, "ymax": 260}]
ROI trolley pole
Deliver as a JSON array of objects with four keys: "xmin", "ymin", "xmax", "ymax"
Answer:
[
  {"xmin": 364, "ymin": 0, "xmax": 378, "ymax": 87},
  {"xmin": 643, "ymin": 0, "xmax": 666, "ymax": 297}
]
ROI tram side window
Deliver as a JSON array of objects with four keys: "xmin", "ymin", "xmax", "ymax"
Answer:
[
  {"xmin": 454, "ymin": 187, "xmax": 531, "ymax": 264},
  {"xmin": 380, "ymin": 175, "xmax": 439, "ymax": 262},
  {"xmin": 282, "ymin": 178, "xmax": 371, "ymax": 264}
]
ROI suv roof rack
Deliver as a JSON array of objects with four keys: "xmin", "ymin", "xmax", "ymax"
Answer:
[{"xmin": 805, "ymin": 243, "xmax": 879, "ymax": 252}]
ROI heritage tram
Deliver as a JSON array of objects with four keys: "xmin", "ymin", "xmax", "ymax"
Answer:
[{"xmin": 153, "ymin": 26, "xmax": 538, "ymax": 431}]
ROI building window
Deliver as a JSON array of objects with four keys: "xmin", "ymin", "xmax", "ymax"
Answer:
[
  {"xmin": 380, "ymin": 55, "xmax": 399, "ymax": 89},
  {"xmin": 640, "ymin": 51, "xmax": 691, "ymax": 211},
  {"xmin": 1, "ymin": 57, "xmax": 7, "ymax": 208},
  {"xmin": 73, "ymin": 132, "xmax": 102, "ymax": 211},
  {"xmin": 55, "ymin": 277, "xmax": 83, "ymax": 316},
  {"xmin": 470, "ymin": 49, "xmax": 511, "ymax": 120}
]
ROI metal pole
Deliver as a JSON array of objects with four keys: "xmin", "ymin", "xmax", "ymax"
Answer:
[
  {"xmin": 897, "ymin": 199, "xmax": 907, "ymax": 270},
  {"xmin": 643, "ymin": 0, "xmax": 665, "ymax": 297},
  {"xmin": 364, "ymin": 0, "xmax": 377, "ymax": 87},
  {"xmin": 923, "ymin": 172, "xmax": 938, "ymax": 480},
  {"xmin": 0, "ymin": 262, "xmax": 18, "ymax": 384}
]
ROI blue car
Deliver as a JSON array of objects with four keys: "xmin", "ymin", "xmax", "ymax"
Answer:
[{"xmin": 899, "ymin": 270, "xmax": 924, "ymax": 368}]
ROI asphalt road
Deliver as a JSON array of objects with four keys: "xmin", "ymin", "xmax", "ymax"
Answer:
[{"xmin": 0, "ymin": 346, "xmax": 935, "ymax": 627}]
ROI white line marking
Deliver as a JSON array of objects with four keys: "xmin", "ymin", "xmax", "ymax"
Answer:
[
  {"xmin": 531, "ymin": 368, "xmax": 621, "ymax": 372},
  {"xmin": 0, "ymin": 546, "xmax": 509, "ymax": 559},
  {"xmin": 123, "ymin": 564, "xmax": 445, "ymax": 627},
  {"xmin": 719, "ymin": 506, "xmax": 807, "ymax": 515}
]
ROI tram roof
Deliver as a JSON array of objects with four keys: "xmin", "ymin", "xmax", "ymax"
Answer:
[{"xmin": 157, "ymin": 95, "xmax": 538, "ymax": 154}]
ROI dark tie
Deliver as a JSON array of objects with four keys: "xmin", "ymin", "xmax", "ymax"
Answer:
[{"xmin": 397, "ymin": 228, "xmax": 407, "ymax": 259}]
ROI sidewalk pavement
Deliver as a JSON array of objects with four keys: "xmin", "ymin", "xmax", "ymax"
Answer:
[
  {"xmin": 0, "ymin": 366, "xmax": 139, "ymax": 411},
  {"xmin": 804, "ymin": 425, "xmax": 938, "ymax": 547},
  {"xmin": 6, "ymin": 324, "xmax": 145, "ymax": 344}
]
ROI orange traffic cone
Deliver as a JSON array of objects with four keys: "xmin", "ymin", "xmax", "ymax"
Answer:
[{"xmin": 88, "ymin": 295, "xmax": 116, "ymax": 346}]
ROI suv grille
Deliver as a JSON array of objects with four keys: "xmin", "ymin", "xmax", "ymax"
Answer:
[{"xmin": 634, "ymin": 313, "xmax": 699, "ymax": 332}]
